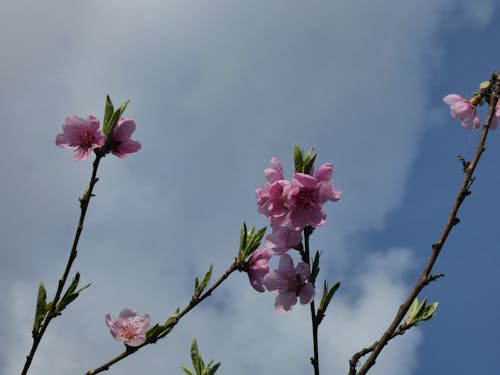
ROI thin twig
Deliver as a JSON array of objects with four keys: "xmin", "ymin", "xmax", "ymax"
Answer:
[
  {"xmin": 303, "ymin": 226, "xmax": 320, "ymax": 375},
  {"xmin": 22, "ymin": 154, "xmax": 104, "ymax": 375},
  {"xmin": 349, "ymin": 71, "xmax": 500, "ymax": 375},
  {"xmin": 85, "ymin": 262, "xmax": 239, "ymax": 374}
]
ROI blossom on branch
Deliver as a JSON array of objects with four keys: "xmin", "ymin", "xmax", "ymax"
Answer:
[
  {"xmin": 105, "ymin": 308, "xmax": 151, "ymax": 347},
  {"xmin": 245, "ymin": 248, "xmax": 273, "ymax": 292},
  {"xmin": 263, "ymin": 254, "xmax": 315, "ymax": 313},
  {"xmin": 55, "ymin": 115, "xmax": 106, "ymax": 160},
  {"xmin": 285, "ymin": 163, "xmax": 341, "ymax": 229},
  {"xmin": 443, "ymin": 94, "xmax": 481, "ymax": 130},
  {"xmin": 256, "ymin": 158, "xmax": 341, "ymax": 231},
  {"xmin": 109, "ymin": 118, "xmax": 142, "ymax": 158},
  {"xmin": 266, "ymin": 225, "xmax": 302, "ymax": 255}
]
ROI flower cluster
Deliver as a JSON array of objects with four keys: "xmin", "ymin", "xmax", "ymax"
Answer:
[
  {"xmin": 105, "ymin": 308, "xmax": 150, "ymax": 347},
  {"xmin": 247, "ymin": 154, "xmax": 341, "ymax": 313},
  {"xmin": 55, "ymin": 115, "xmax": 141, "ymax": 161},
  {"xmin": 443, "ymin": 93, "xmax": 499, "ymax": 131}
]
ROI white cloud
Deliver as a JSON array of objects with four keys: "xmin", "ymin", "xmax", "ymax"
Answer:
[{"xmin": 0, "ymin": 0, "xmax": 483, "ymax": 374}]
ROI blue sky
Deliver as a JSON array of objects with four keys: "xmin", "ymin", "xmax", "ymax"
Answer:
[{"xmin": 1, "ymin": 1, "xmax": 499, "ymax": 374}]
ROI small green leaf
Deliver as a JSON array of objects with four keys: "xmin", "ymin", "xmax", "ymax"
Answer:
[
  {"xmin": 181, "ymin": 366, "xmax": 195, "ymax": 375},
  {"xmin": 191, "ymin": 339, "xmax": 202, "ymax": 375},
  {"xmin": 419, "ymin": 301, "xmax": 439, "ymax": 321},
  {"xmin": 310, "ymin": 251, "xmax": 321, "ymax": 284},
  {"xmin": 207, "ymin": 363, "xmax": 221, "ymax": 375},
  {"xmin": 196, "ymin": 265, "xmax": 213, "ymax": 295},
  {"xmin": 33, "ymin": 283, "xmax": 48, "ymax": 333},
  {"xmin": 247, "ymin": 226, "xmax": 267, "ymax": 255},
  {"xmin": 294, "ymin": 145, "xmax": 304, "ymax": 173},
  {"xmin": 239, "ymin": 222, "xmax": 248, "ymax": 255},
  {"xmin": 408, "ymin": 297, "xmax": 419, "ymax": 320},
  {"xmin": 65, "ymin": 272, "xmax": 80, "ymax": 297},
  {"xmin": 302, "ymin": 148, "xmax": 317, "ymax": 174},
  {"xmin": 479, "ymin": 80, "xmax": 491, "ymax": 90},
  {"xmin": 102, "ymin": 98, "xmax": 130, "ymax": 139},
  {"xmin": 103, "ymin": 95, "xmax": 114, "ymax": 131},
  {"xmin": 318, "ymin": 281, "xmax": 340, "ymax": 321},
  {"xmin": 146, "ymin": 323, "xmax": 164, "ymax": 341},
  {"xmin": 239, "ymin": 224, "xmax": 267, "ymax": 259},
  {"xmin": 57, "ymin": 273, "xmax": 90, "ymax": 312}
]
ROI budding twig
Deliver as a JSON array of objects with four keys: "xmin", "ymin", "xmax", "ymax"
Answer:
[
  {"xmin": 22, "ymin": 154, "xmax": 104, "ymax": 375},
  {"xmin": 349, "ymin": 71, "xmax": 500, "ymax": 375}
]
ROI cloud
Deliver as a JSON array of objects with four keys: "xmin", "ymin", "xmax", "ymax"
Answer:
[{"xmin": 0, "ymin": 0, "xmax": 485, "ymax": 374}]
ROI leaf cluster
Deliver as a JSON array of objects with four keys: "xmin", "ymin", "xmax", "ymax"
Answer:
[
  {"xmin": 102, "ymin": 95, "xmax": 130, "ymax": 142},
  {"xmin": 32, "ymin": 272, "xmax": 90, "ymax": 335},
  {"xmin": 316, "ymin": 281, "xmax": 340, "ymax": 324},
  {"xmin": 181, "ymin": 339, "xmax": 220, "ymax": 375},
  {"xmin": 294, "ymin": 145, "xmax": 317, "ymax": 174},
  {"xmin": 238, "ymin": 222, "xmax": 266, "ymax": 260},
  {"xmin": 193, "ymin": 266, "xmax": 213, "ymax": 299},
  {"xmin": 146, "ymin": 309, "xmax": 180, "ymax": 343},
  {"xmin": 406, "ymin": 297, "xmax": 439, "ymax": 326}
]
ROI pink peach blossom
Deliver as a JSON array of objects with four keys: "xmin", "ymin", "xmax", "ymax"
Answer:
[
  {"xmin": 266, "ymin": 225, "xmax": 302, "ymax": 255},
  {"xmin": 443, "ymin": 94, "xmax": 481, "ymax": 130},
  {"xmin": 55, "ymin": 115, "xmax": 106, "ymax": 161},
  {"xmin": 263, "ymin": 254, "xmax": 315, "ymax": 313},
  {"xmin": 246, "ymin": 248, "xmax": 273, "ymax": 292},
  {"xmin": 490, "ymin": 101, "xmax": 500, "ymax": 131},
  {"xmin": 105, "ymin": 308, "xmax": 150, "ymax": 347},
  {"xmin": 109, "ymin": 118, "xmax": 142, "ymax": 158}
]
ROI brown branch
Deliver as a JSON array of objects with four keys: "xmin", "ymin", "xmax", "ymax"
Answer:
[
  {"xmin": 303, "ymin": 226, "xmax": 320, "ymax": 375},
  {"xmin": 85, "ymin": 262, "xmax": 239, "ymax": 375},
  {"xmin": 349, "ymin": 71, "xmax": 500, "ymax": 375},
  {"xmin": 22, "ymin": 154, "xmax": 104, "ymax": 375},
  {"xmin": 349, "ymin": 323, "xmax": 414, "ymax": 373}
]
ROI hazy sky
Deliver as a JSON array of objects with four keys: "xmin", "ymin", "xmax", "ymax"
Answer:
[{"xmin": 1, "ymin": 1, "xmax": 499, "ymax": 374}]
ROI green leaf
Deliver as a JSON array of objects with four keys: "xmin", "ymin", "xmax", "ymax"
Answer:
[
  {"xmin": 293, "ymin": 145, "xmax": 303, "ymax": 173},
  {"xmin": 191, "ymin": 339, "xmax": 202, "ymax": 375},
  {"xmin": 239, "ymin": 222, "xmax": 248, "ymax": 256},
  {"xmin": 407, "ymin": 297, "xmax": 439, "ymax": 325},
  {"xmin": 479, "ymin": 80, "xmax": 491, "ymax": 89},
  {"xmin": 157, "ymin": 309, "xmax": 180, "ymax": 340},
  {"xmin": 102, "ymin": 98, "xmax": 130, "ymax": 139},
  {"xmin": 419, "ymin": 301, "xmax": 439, "ymax": 321},
  {"xmin": 310, "ymin": 251, "xmax": 321, "ymax": 284},
  {"xmin": 57, "ymin": 272, "xmax": 90, "ymax": 312},
  {"xmin": 408, "ymin": 297, "xmax": 419, "ymax": 320},
  {"xmin": 63, "ymin": 272, "xmax": 80, "ymax": 299},
  {"xmin": 33, "ymin": 283, "xmax": 48, "ymax": 333},
  {"xmin": 146, "ymin": 323, "xmax": 164, "ymax": 341},
  {"xmin": 207, "ymin": 363, "xmax": 221, "ymax": 375},
  {"xmin": 318, "ymin": 281, "xmax": 340, "ymax": 321},
  {"xmin": 181, "ymin": 366, "xmax": 195, "ymax": 375},
  {"xmin": 247, "ymin": 226, "xmax": 267, "ymax": 255},
  {"xmin": 196, "ymin": 265, "xmax": 213, "ymax": 295},
  {"xmin": 103, "ymin": 95, "xmax": 114, "ymax": 131},
  {"xmin": 239, "ymin": 224, "xmax": 267, "ymax": 259},
  {"xmin": 302, "ymin": 148, "xmax": 317, "ymax": 174}
]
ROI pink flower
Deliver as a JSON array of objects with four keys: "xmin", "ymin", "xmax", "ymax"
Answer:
[
  {"xmin": 263, "ymin": 254, "xmax": 315, "ymax": 313},
  {"xmin": 256, "ymin": 180, "xmax": 290, "ymax": 225},
  {"xmin": 490, "ymin": 102, "xmax": 500, "ymax": 131},
  {"xmin": 105, "ymin": 308, "xmax": 151, "ymax": 347},
  {"xmin": 443, "ymin": 94, "xmax": 481, "ymax": 130},
  {"xmin": 246, "ymin": 248, "xmax": 273, "ymax": 292},
  {"xmin": 266, "ymin": 225, "xmax": 302, "ymax": 255},
  {"xmin": 109, "ymin": 118, "xmax": 141, "ymax": 158},
  {"xmin": 257, "ymin": 158, "xmax": 341, "ymax": 230},
  {"xmin": 264, "ymin": 157, "xmax": 285, "ymax": 183},
  {"xmin": 55, "ymin": 115, "xmax": 106, "ymax": 160},
  {"xmin": 256, "ymin": 159, "xmax": 290, "ymax": 226},
  {"xmin": 285, "ymin": 164, "xmax": 341, "ymax": 229}
]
